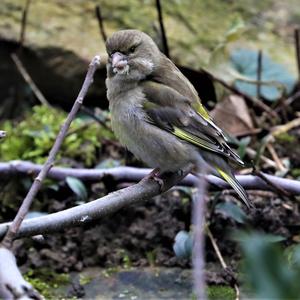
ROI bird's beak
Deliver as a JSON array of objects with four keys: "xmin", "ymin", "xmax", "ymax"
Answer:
[{"xmin": 111, "ymin": 52, "xmax": 127, "ymax": 69}]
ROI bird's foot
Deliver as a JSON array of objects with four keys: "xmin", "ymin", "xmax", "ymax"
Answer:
[{"xmin": 143, "ymin": 168, "xmax": 165, "ymax": 192}]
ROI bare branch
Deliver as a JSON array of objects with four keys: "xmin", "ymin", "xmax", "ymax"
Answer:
[
  {"xmin": 201, "ymin": 68, "xmax": 278, "ymax": 118},
  {"xmin": 256, "ymin": 50, "xmax": 262, "ymax": 99},
  {"xmin": 0, "ymin": 247, "xmax": 41, "ymax": 299},
  {"xmin": 1, "ymin": 161, "xmax": 300, "ymax": 194},
  {"xmin": 155, "ymin": 0, "xmax": 170, "ymax": 58},
  {"xmin": 295, "ymin": 28, "xmax": 300, "ymax": 81},
  {"xmin": 19, "ymin": 0, "xmax": 31, "ymax": 49},
  {"xmin": 206, "ymin": 227, "xmax": 240, "ymax": 300},
  {"xmin": 193, "ymin": 171, "xmax": 208, "ymax": 300},
  {"xmin": 11, "ymin": 53, "xmax": 50, "ymax": 106},
  {"xmin": 95, "ymin": 5, "xmax": 107, "ymax": 43},
  {"xmin": 1, "ymin": 55, "xmax": 101, "ymax": 248},
  {"xmin": 0, "ymin": 167, "xmax": 191, "ymax": 240}
]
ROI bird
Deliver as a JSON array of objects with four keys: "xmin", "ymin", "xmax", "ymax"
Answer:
[{"xmin": 105, "ymin": 29, "xmax": 254, "ymax": 209}]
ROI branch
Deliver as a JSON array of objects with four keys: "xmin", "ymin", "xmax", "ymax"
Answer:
[
  {"xmin": 155, "ymin": 0, "xmax": 170, "ymax": 58},
  {"xmin": 11, "ymin": 53, "xmax": 50, "ymax": 106},
  {"xmin": 19, "ymin": 0, "xmax": 31, "ymax": 49},
  {"xmin": 201, "ymin": 68, "xmax": 278, "ymax": 118},
  {"xmin": 206, "ymin": 227, "xmax": 240, "ymax": 300},
  {"xmin": 295, "ymin": 28, "xmax": 300, "ymax": 81},
  {"xmin": 0, "ymin": 167, "xmax": 191, "ymax": 240},
  {"xmin": 193, "ymin": 171, "xmax": 208, "ymax": 300},
  {"xmin": 256, "ymin": 49, "xmax": 262, "ymax": 99},
  {"xmin": 0, "ymin": 248, "xmax": 41, "ymax": 299},
  {"xmin": 1, "ymin": 55, "xmax": 101, "ymax": 248},
  {"xmin": 1, "ymin": 161, "xmax": 300, "ymax": 194},
  {"xmin": 95, "ymin": 5, "xmax": 107, "ymax": 43}
]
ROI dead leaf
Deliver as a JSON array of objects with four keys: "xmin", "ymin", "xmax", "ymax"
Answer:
[{"xmin": 210, "ymin": 95, "xmax": 255, "ymax": 136}]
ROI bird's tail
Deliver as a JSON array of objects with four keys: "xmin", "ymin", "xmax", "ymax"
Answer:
[{"xmin": 215, "ymin": 167, "xmax": 254, "ymax": 210}]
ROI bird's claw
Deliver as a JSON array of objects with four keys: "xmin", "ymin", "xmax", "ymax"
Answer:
[{"xmin": 143, "ymin": 168, "xmax": 165, "ymax": 192}]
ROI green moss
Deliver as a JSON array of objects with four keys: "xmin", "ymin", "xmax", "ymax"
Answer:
[
  {"xmin": 207, "ymin": 285, "xmax": 235, "ymax": 300},
  {"xmin": 24, "ymin": 268, "xmax": 70, "ymax": 299},
  {"xmin": 275, "ymin": 132, "xmax": 296, "ymax": 143},
  {"xmin": 79, "ymin": 274, "xmax": 93, "ymax": 286},
  {"xmin": 0, "ymin": 105, "xmax": 114, "ymax": 166},
  {"xmin": 291, "ymin": 168, "xmax": 300, "ymax": 178}
]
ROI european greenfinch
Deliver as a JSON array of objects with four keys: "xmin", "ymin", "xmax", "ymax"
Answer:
[{"xmin": 105, "ymin": 30, "xmax": 253, "ymax": 209}]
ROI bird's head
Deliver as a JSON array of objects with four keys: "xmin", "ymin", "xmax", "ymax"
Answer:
[{"xmin": 106, "ymin": 30, "xmax": 160, "ymax": 81}]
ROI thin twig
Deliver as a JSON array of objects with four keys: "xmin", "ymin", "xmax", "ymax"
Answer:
[
  {"xmin": 295, "ymin": 28, "xmax": 300, "ymax": 81},
  {"xmin": 95, "ymin": 5, "xmax": 107, "ymax": 43},
  {"xmin": 253, "ymin": 169, "xmax": 292, "ymax": 199},
  {"xmin": 1, "ymin": 162, "xmax": 300, "ymax": 193},
  {"xmin": 11, "ymin": 53, "xmax": 50, "ymax": 106},
  {"xmin": 193, "ymin": 170, "xmax": 208, "ymax": 300},
  {"xmin": 0, "ymin": 55, "xmax": 101, "ymax": 248},
  {"xmin": 206, "ymin": 227, "xmax": 240, "ymax": 300},
  {"xmin": 201, "ymin": 68, "xmax": 277, "ymax": 118},
  {"xmin": 155, "ymin": 0, "xmax": 170, "ymax": 58},
  {"xmin": 275, "ymin": 90, "xmax": 300, "ymax": 113},
  {"xmin": 266, "ymin": 144, "xmax": 286, "ymax": 172},
  {"xmin": 256, "ymin": 50, "xmax": 262, "ymax": 99},
  {"xmin": 19, "ymin": 0, "xmax": 31, "ymax": 49},
  {"xmin": 246, "ymin": 147, "xmax": 277, "ymax": 169},
  {"xmin": 271, "ymin": 117, "xmax": 300, "ymax": 137},
  {"xmin": 80, "ymin": 105, "xmax": 111, "ymax": 131}
]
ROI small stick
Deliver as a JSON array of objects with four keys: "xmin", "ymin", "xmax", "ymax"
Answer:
[
  {"xmin": 193, "ymin": 170, "xmax": 208, "ymax": 300},
  {"xmin": 294, "ymin": 28, "xmax": 300, "ymax": 81},
  {"xmin": 95, "ymin": 5, "xmax": 107, "ymax": 43},
  {"xmin": 80, "ymin": 105, "xmax": 111, "ymax": 131},
  {"xmin": 206, "ymin": 227, "xmax": 240, "ymax": 300},
  {"xmin": 201, "ymin": 68, "xmax": 277, "ymax": 118},
  {"xmin": 19, "ymin": 0, "xmax": 31, "ymax": 48},
  {"xmin": 11, "ymin": 53, "xmax": 50, "ymax": 107},
  {"xmin": 155, "ymin": 0, "xmax": 170, "ymax": 58},
  {"xmin": 275, "ymin": 90, "xmax": 300, "ymax": 113},
  {"xmin": 271, "ymin": 117, "xmax": 300, "ymax": 137},
  {"xmin": 256, "ymin": 50, "xmax": 262, "ymax": 99},
  {"xmin": 246, "ymin": 147, "xmax": 277, "ymax": 169},
  {"xmin": 0, "ymin": 55, "xmax": 101, "ymax": 248},
  {"xmin": 266, "ymin": 143, "xmax": 286, "ymax": 172},
  {"xmin": 253, "ymin": 169, "xmax": 291, "ymax": 199}
]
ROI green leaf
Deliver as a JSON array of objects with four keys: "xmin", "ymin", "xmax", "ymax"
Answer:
[
  {"xmin": 230, "ymin": 49, "xmax": 296, "ymax": 101},
  {"xmin": 66, "ymin": 176, "xmax": 88, "ymax": 201},
  {"xmin": 216, "ymin": 202, "xmax": 247, "ymax": 224},
  {"xmin": 95, "ymin": 158, "xmax": 122, "ymax": 169},
  {"xmin": 173, "ymin": 230, "xmax": 193, "ymax": 259},
  {"xmin": 234, "ymin": 231, "xmax": 299, "ymax": 299},
  {"xmin": 224, "ymin": 16, "xmax": 246, "ymax": 43}
]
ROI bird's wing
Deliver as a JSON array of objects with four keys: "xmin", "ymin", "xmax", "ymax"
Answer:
[
  {"xmin": 141, "ymin": 80, "xmax": 244, "ymax": 166},
  {"xmin": 141, "ymin": 80, "xmax": 254, "ymax": 209}
]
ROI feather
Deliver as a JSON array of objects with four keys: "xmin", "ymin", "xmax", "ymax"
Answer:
[{"xmin": 216, "ymin": 167, "xmax": 254, "ymax": 209}]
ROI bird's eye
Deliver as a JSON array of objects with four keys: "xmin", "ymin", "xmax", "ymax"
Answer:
[{"xmin": 129, "ymin": 46, "xmax": 136, "ymax": 53}]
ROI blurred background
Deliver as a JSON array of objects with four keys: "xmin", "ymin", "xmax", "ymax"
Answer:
[{"xmin": 1, "ymin": 0, "xmax": 300, "ymax": 299}]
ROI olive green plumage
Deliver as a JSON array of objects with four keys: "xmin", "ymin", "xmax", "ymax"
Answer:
[{"xmin": 105, "ymin": 29, "xmax": 254, "ymax": 209}]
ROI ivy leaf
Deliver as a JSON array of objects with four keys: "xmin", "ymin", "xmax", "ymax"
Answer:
[
  {"xmin": 230, "ymin": 49, "xmax": 296, "ymax": 101},
  {"xmin": 66, "ymin": 176, "xmax": 88, "ymax": 201},
  {"xmin": 216, "ymin": 202, "xmax": 247, "ymax": 224},
  {"xmin": 173, "ymin": 230, "xmax": 193, "ymax": 259}
]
